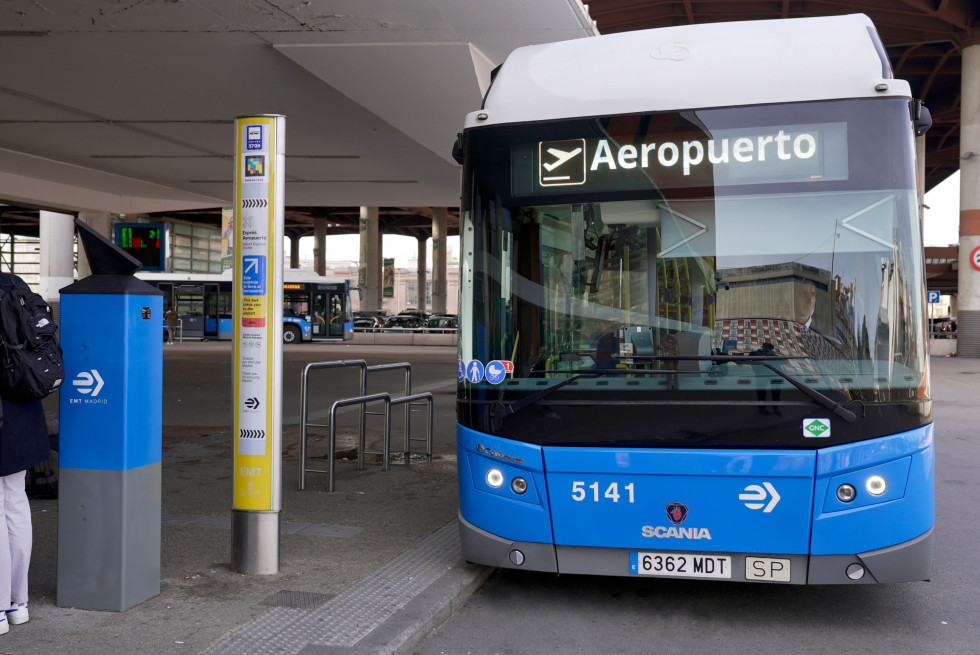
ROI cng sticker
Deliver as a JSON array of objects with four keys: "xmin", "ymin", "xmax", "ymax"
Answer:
[{"xmin": 803, "ymin": 418, "xmax": 831, "ymax": 438}]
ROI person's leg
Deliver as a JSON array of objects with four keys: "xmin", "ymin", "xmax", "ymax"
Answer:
[
  {"xmin": 0, "ymin": 475, "xmax": 11, "ymax": 634},
  {"xmin": 4, "ymin": 472, "xmax": 30, "ymax": 624}
]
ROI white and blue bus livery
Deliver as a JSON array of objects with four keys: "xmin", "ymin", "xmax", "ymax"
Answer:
[
  {"xmin": 454, "ymin": 14, "xmax": 934, "ymax": 584},
  {"xmin": 138, "ymin": 269, "xmax": 355, "ymax": 344}
]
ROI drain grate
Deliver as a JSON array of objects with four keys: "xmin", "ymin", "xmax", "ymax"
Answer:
[{"xmin": 261, "ymin": 590, "xmax": 333, "ymax": 609}]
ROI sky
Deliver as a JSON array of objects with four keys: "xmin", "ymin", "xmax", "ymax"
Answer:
[
  {"xmin": 923, "ymin": 170, "xmax": 961, "ymax": 247},
  {"xmin": 298, "ymin": 170, "xmax": 962, "ymax": 267}
]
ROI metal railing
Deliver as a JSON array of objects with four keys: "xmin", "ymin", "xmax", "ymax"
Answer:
[
  {"xmin": 298, "ymin": 359, "xmax": 433, "ymax": 491},
  {"xmin": 362, "ymin": 362, "xmax": 412, "ymax": 459},
  {"xmin": 299, "ymin": 359, "xmax": 367, "ymax": 490}
]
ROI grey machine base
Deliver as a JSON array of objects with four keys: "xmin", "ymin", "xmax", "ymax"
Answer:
[{"xmin": 57, "ymin": 463, "xmax": 161, "ymax": 611}]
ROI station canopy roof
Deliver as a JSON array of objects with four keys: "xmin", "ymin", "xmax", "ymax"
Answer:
[{"xmin": 0, "ymin": 1, "xmax": 974, "ymax": 243}]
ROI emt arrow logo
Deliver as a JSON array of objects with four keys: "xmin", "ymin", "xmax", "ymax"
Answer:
[
  {"xmin": 740, "ymin": 482, "xmax": 781, "ymax": 513},
  {"xmin": 244, "ymin": 397, "xmax": 261, "ymax": 410},
  {"xmin": 73, "ymin": 369, "xmax": 104, "ymax": 397}
]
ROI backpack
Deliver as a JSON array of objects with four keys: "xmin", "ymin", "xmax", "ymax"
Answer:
[{"xmin": 0, "ymin": 275, "xmax": 64, "ymax": 401}]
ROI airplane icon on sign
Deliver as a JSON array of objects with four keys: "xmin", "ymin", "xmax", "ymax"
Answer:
[
  {"xmin": 543, "ymin": 147, "xmax": 583, "ymax": 171},
  {"xmin": 539, "ymin": 139, "xmax": 586, "ymax": 187}
]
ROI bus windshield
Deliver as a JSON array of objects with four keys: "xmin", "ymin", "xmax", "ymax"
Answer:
[{"xmin": 459, "ymin": 98, "xmax": 928, "ymax": 448}]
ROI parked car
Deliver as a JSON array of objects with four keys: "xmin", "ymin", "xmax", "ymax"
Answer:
[
  {"xmin": 396, "ymin": 308, "xmax": 429, "ymax": 322},
  {"xmin": 384, "ymin": 315, "xmax": 424, "ymax": 329},
  {"xmin": 354, "ymin": 309, "xmax": 393, "ymax": 322},
  {"xmin": 425, "ymin": 315, "xmax": 458, "ymax": 332},
  {"xmin": 353, "ymin": 316, "xmax": 384, "ymax": 332}
]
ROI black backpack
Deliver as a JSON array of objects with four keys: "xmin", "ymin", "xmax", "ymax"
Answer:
[{"xmin": 0, "ymin": 275, "xmax": 65, "ymax": 401}]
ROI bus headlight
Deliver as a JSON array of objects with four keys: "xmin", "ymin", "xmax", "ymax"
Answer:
[
  {"xmin": 866, "ymin": 475, "xmax": 887, "ymax": 496},
  {"xmin": 836, "ymin": 484, "xmax": 857, "ymax": 502},
  {"xmin": 511, "ymin": 477, "xmax": 528, "ymax": 494},
  {"xmin": 486, "ymin": 469, "xmax": 504, "ymax": 488}
]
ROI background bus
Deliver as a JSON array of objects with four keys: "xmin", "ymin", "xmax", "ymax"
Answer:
[
  {"xmin": 455, "ymin": 14, "xmax": 934, "ymax": 584},
  {"xmin": 137, "ymin": 269, "xmax": 355, "ymax": 343}
]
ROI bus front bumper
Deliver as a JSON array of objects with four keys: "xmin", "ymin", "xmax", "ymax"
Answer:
[{"xmin": 459, "ymin": 514, "xmax": 933, "ymax": 584}]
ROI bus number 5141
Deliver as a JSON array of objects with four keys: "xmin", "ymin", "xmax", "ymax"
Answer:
[{"xmin": 571, "ymin": 481, "xmax": 635, "ymax": 503}]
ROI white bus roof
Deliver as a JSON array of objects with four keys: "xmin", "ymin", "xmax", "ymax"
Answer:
[{"xmin": 467, "ymin": 14, "xmax": 910, "ymax": 128}]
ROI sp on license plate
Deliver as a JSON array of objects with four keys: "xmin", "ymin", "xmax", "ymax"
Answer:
[
  {"xmin": 745, "ymin": 557, "xmax": 791, "ymax": 582},
  {"xmin": 630, "ymin": 552, "xmax": 732, "ymax": 579}
]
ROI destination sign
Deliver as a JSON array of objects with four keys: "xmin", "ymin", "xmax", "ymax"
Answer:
[{"xmin": 513, "ymin": 122, "xmax": 848, "ymax": 196}]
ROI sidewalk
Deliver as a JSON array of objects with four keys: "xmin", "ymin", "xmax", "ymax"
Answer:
[{"xmin": 8, "ymin": 343, "xmax": 487, "ymax": 655}]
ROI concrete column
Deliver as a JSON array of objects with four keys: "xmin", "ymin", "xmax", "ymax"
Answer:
[
  {"xmin": 416, "ymin": 236, "xmax": 428, "ymax": 311},
  {"xmin": 377, "ymin": 228, "xmax": 384, "ymax": 309},
  {"xmin": 359, "ymin": 207, "xmax": 380, "ymax": 311},
  {"xmin": 288, "ymin": 234, "xmax": 300, "ymax": 269},
  {"xmin": 432, "ymin": 207, "xmax": 448, "ymax": 314},
  {"xmin": 958, "ymin": 43, "xmax": 980, "ymax": 357},
  {"xmin": 76, "ymin": 210, "xmax": 113, "ymax": 280},
  {"xmin": 39, "ymin": 210, "xmax": 75, "ymax": 304},
  {"xmin": 314, "ymin": 217, "xmax": 327, "ymax": 276}
]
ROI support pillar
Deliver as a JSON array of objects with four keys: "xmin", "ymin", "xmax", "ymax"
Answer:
[
  {"xmin": 359, "ymin": 207, "xmax": 381, "ymax": 311},
  {"xmin": 289, "ymin": 233, "xmax": 300, "ymax": 269},
  {"xmin": 39, "ymin": 210, "xmax": 75, "ymax": 311},
  {"xmin": 314, "ymin": 217, "xmax": 327, "ymax": 276},
  {"xmin": 432, "ymin": 207, "xmax": 448, "ymax": 314},
  {"xmin": 958, "ymin": 43, "xmax": 980, "ymax": 357},
  {"xmin": 416, "ymin": 236, "xmax": 428, "ymax": 311},
  {"xmin": 76, "ymin": 211, "xmax": 113, "ymax": 279}
]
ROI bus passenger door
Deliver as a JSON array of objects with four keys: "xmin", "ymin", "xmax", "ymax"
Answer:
[
  {"xmin": 329, "ymin": 292, "xmax": 344, "ymax": 337},
  {"xmin": 311, "ymin": 291, "xmax": 328, "ymax": 338},
  {"xmin": 175, "ymin": 284, "xmax": 204, "ymax": 340},
  {"xmin": 203, "ymin": 283, "xmax": 220, "ymax": 339}
]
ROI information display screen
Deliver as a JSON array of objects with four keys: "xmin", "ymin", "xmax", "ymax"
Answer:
[
  {"xmin": 115, "ymin": 223, "xmax": 166, "ymax": 271},
  {"xmin": 512, "ymin": 120, "xmax": 848, "ymax": 197}
]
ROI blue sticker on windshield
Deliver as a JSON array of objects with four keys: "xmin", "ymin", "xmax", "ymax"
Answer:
[
  {"xmin": 466, "ymin": 360, "xmax": 485, "ymax": 383},
  {"xmin": 485, "ymin": 361, "xmax": 508, "ymax": 384}
]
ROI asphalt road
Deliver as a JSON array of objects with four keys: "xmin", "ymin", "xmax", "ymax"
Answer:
[{"xmin": 413, "ymin": 356, "xmax": 980, "ymax": 655}]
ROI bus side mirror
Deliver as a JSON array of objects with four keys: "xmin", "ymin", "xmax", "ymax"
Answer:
[
  {"xmin": 452, "ymin": 133, "xmax": 465, "ymax": 165},
  {"xmin": 911, "ymin": 100, "xmax": 931, "ymax": 137}
]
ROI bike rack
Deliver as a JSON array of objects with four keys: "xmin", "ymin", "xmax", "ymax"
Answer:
[
  {"xmin": 299, "ymin": 359, "xmax": 366, "ymax": 490},
  {"xmin": 361, "ymin": 362, "xmax": 411, "ymax": 461},
  {"xmin": 299, "ymin": 359, "xmax": 434, "ymax": 491},
  {"xmin": 360, "ymin": 392, "xmax": 434, "ymax": 471},
  {"xmin": 326, "ymin": 393, "xmax": 391, "ymax": 492}
]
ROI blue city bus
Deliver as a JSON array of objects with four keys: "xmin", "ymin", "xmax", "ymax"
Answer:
[
  {"xmin": 454, "ymin": 15, "xmax": 934, "ymax": 584},
  {"xmin": 138, "ymin": 269, "xmax": 355, "ymax": 343}
]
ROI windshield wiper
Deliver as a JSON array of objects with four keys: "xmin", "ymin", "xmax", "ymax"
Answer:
[
  {"xmin": 747, "ymin": 358, "xmax": 858, "ymax": 422},
  {"xmin": 492, "ymin": 355, "xmax": 858, "ymax": 424},
  {"xmin": 491, "ymin": 370, "xmax": 636, "ymax": 422},
  {"xmin": 635, "ymin": 354, "xmax": 858, "ymax": 422}
]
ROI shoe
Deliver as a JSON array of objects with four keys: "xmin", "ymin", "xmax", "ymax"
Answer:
[
  {"xmin": 6, "ymin": 603, "xmax": 28, "ymax": 625},
  {"xmin": 0, "ymin": 616, "xmax": 8, "ymax": 635}
]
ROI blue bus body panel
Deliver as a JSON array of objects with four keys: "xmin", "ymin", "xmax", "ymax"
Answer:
[
  {"xmin": 459, "ymin": 423, "xmax": 934, "ymax": 560},
  {"xmin": 810, "ymin": 424, "xmax": 934, "ymax": 555},
  {"xmin": 284, "ymin": 316, "xmax": 313, "ymax": 341},
  {"xmin": 458, "ymin": 426, "xmax": 553, "ymax": 543},
  {"xmin": 544, "ymin": 447, "xmax": 815, "ymax": 554}
]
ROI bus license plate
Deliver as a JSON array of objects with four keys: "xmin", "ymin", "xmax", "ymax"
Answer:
[{"xmin": 630, "ymin": 552, "xmax": 732, "ymax": 579}]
